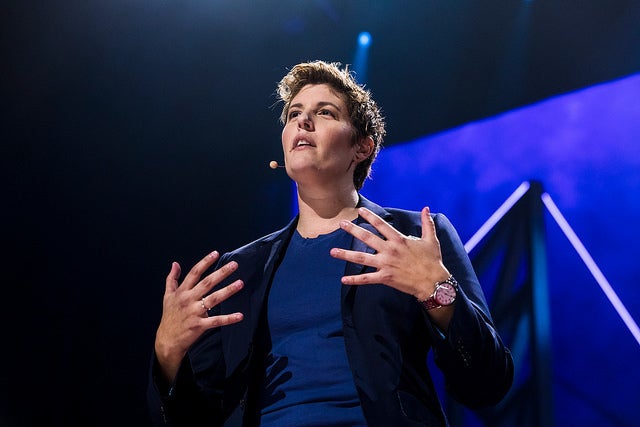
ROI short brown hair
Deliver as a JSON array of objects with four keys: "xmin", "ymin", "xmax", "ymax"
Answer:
[{"xmin": 277, "ymin": 60, "xmax": 386, "ymax": 190}]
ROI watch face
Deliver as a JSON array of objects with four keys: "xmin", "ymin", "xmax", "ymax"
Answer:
[{"xmin": 434, "ymin": 283, "xmax": 456, "ymax": 306}]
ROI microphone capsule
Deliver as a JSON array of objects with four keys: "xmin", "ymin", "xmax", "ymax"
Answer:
[{"xmin": 269, "ymin": 160, "xmax": 284, "ymax": 169}]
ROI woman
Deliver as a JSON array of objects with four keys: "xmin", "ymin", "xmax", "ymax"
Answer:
[{"xmin": 148, "ymin": 60, "xmax": 513, "ymax": 426}]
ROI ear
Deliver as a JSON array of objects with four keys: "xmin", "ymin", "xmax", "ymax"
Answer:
[{"xmin": 354, "ymin": 136, "xmax": 374, "ymax": 163}]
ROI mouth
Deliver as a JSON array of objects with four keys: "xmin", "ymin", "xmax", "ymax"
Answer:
[{"xmin": 291, "ymin": 138, "xmax": 315, "ymax": 151}]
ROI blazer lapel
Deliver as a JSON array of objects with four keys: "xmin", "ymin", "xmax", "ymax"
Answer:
[
  {"xmin": 221, "ymin": 220, "xmax": 296, "ymax": 376},
  {"xmin": 342, "ymin": 196, "xmax": 394, "ymax": 298}
]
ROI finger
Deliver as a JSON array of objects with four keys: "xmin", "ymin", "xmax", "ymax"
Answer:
[
  {"xmin": 330, "ymin": 247, "xmax": 379, "ymax": 269},
  {"xmin": 421, "ymin": 206, "xmax": 436, "ymax": 241},
  {"xmin": 339, "ymin": 220, "xmax": 385, "ymax": 252},
  {"xmin": 202, "ymin": 279, "xmax": 244, "ymax": 308},
  {"xmin": 197, "ymin": 260, "xmax": 240, "ymax": 295},
  {"xmin": 165, "ymin": 262, "xmax": 181, "ymax": 293},
  {"xmin": 340, "ymin": 271, "xmax": 383, "ymax": 286},
  {"xmin": 204, "ymin": 312, "xmax": 244, "ymax": 329},
  {"xmin": 357, "ymin": 207, "xmax": 404, "ymax": 242},
  {"xmin": 181, "ymin": 250, "xmax": 220, "ymax": 289}
]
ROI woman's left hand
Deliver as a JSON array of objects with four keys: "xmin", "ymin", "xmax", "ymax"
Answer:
[{"xmin": 330, "ymin": 206, "xmax": 450, "ymax": 301}]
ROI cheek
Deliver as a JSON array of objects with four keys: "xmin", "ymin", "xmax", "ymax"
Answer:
[
  {"xmin": 332, "ymin": 128, "xmax": 357, "ymax": 153},
  {"xmin": 281, "ymin": 126, "xmax": 292, "ymax": 149}
]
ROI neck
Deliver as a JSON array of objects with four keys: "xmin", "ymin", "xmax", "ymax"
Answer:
[{"xmin": 295, "ymin": 184, "xmax": 360, "ymax": 238}]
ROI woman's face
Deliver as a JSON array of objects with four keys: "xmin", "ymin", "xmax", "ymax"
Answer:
[{"xmin": 281, "ymin": 83, "xmax": 361, "ymax": 188}]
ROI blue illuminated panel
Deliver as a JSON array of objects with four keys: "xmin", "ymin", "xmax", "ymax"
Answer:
[{"xmin": 362, "ymin": 73, "xmax": 640, "ymax": 426}]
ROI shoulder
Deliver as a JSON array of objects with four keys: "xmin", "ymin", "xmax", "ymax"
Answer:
[
  {"xmin": 385, "ymin": 208, "xmax": 458, "ymax": 239},
  {"xmin": 385, "ymin": 205, "xmax": 457, "ymax": 234},
  {"xmin": 359, "ymin": 195, "xmax": 420, "ymax": 222},
  {"xmin": 359, "ymin": 194, "xmax": 456, "ymax": 233},
  {"xmin": 385, "ymin": 206, "xmax": 422, "ymax": 221}
]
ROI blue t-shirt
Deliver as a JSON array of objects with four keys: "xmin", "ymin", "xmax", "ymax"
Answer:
[{"xmin": 259, "ymin": 228, "xmax": 367, "ymax": 426}]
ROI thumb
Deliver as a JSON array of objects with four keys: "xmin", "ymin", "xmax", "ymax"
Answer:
[
  {"xmin": 165, "ymin": 261, "xmax": 181, "ymax": 293},
  {"xmin": 421, "ymin": 206, "xmax": 436, "ymax": 241}
]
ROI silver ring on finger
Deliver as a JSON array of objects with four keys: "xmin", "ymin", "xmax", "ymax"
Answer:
[{"xmin": 201, "ymin": 297, "xmax": 211, "ymax": 315}]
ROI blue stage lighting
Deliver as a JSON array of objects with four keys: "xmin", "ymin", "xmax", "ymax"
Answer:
[{"xmin": 358, "ymin": 32, "xmax": 371, "ymax": 47}]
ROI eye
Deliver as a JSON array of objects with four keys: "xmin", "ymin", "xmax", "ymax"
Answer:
[
  {"xmin": 288, "ymin": 110, "xmax": 301, "ymax": 120},
  {"xmin": 317, "ymin": 109, "xmax": 334, "ymax": 117}
]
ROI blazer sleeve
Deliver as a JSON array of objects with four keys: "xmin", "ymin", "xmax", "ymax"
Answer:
[
  {"xmin": 147, "ymin": 327, "xmax": 228, "ymax": 426},
  {"xmin": 426, "ymin": 213, "xmax": 514, "ymax": 408}
]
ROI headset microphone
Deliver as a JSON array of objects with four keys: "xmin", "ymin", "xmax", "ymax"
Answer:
[{"xmin": 269, "ymin": 160, "xmax": 285, "ymax": 169}]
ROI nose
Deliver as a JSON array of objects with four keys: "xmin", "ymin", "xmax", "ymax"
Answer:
[{"xmin": 297, "ymin": 112, "xmax": 314, "ymax": 131}]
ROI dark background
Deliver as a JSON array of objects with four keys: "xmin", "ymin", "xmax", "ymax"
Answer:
[{"xmin": 2, "ymin": 1, "xmax": 639, "ymax": 425}]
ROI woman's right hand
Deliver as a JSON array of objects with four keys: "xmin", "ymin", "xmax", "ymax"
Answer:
[{"xmin": 154, "ymin": 250, "xmax": 244, "ymax": 384}]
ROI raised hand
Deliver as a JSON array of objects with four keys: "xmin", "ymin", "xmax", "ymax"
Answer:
[
  {"xmin": 329, "ymin": 206, "xmax": 451, "ymax": 302},
  {"xmin": 154, "ymin": 250, "xmax": 244, "ymax": 383}
]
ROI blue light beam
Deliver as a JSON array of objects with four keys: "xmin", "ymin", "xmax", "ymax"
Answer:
[
  {"xmin": 352, "ymin": 31, "xmax": 371, "ymax": 85},
  {"xmin": 542, "ymin": 193, "xmax": 640, "ymax": 348},
  {"xmin": 464, "ymin": 181, "xmax": 531, "ymax": 253}
]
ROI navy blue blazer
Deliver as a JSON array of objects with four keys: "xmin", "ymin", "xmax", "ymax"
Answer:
[{"xmin": 148, "ymin": 196, "xmax": 513, "ymax": 426}]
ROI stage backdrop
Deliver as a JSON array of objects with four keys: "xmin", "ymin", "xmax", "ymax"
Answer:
[{"xmin": 358, "ymin": 73, "xmax": 640, "ymax": 427}]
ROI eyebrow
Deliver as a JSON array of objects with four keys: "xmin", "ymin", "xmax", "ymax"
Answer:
[{"xmin": 288, "ymin": 101, "xmax": 342, "ymax": 111}]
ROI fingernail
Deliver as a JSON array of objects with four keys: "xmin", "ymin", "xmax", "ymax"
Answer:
[{"xmin": 208, "ymin": 250, "xmax": 218, "ymax": 258}]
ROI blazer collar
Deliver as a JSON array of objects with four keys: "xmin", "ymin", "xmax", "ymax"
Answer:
[{"xmin": 357, "ymin": 194, "xmax": 393, "ymax": 220}]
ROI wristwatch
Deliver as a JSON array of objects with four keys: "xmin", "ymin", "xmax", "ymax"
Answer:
[{"xmin": 418, "ymin": 275, "xmax": 458, "ymax": 310}]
